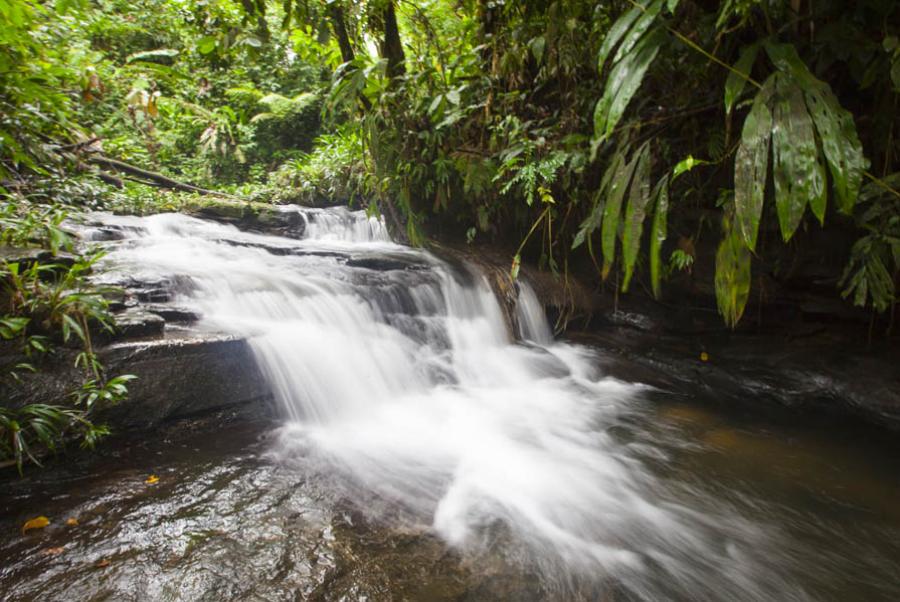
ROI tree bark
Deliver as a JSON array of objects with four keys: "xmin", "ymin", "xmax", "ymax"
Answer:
[
  {"xmin": 381, "ymin": 0, "xmax": 406, "ymax": 79},
  {"xmin": 328, "ymin": 3, "xmax": 356, "ymax": 64}
]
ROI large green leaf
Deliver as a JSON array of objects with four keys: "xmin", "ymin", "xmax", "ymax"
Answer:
[
  {"xmin": 596, "ymin": 6, "xmax": 642, "ymax": 74},
  {"xmin": 611, "ymin": 0, "xmax": 665, "ymax": 66},
  {"xmin": 715, "ymin": 220, "xmax": 752, "ymax": 328},
  {"xmin": 804, "ymin": 86, "xmax": 866, "ymax": 214},
  {"xmin": 622, "ymin": 143, "xmax": 652, "ymax": 292},
  {"xmin": 771, "ymin": 74, "xmax": 826, "ymax": 240},
  {"xmin": 724, "ymin": 44, "xmax": 758, "ymax": 114},
  {"xmin": 733, "ymin": 75, "xmax": 774, "ymax": 251},
  {"xmin": 594, "ymin": 28, "xmax": 664, "ymax": 143},
  {"xmin": 571, "ymin": 153, "xmax": 623, "ymax": 250},
  {"xmin": 765, "ymin": 42, "xmax": 866, "ymax": 214},
  {"xmin": 600, "ymin": 151, "xmax": 639, "ymax": 279},
  {"xmin": 649, "ymin": 176, "xmax": 669, "ymax": 299}
]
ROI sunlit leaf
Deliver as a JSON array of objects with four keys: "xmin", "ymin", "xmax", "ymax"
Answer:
[{"xmin": 197, "ymin": 36, "xmax": 217, "ymax": 55}]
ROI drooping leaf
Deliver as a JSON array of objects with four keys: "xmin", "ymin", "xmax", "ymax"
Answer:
[
  {"xmin": 765, "ymin": 42, "xmax": 866, "ymax": 213},
  {"xmin": 596, "ymin": 6, "xmax": 643, "ymax": 74},
  {"xmin": 529, "ymin": 36, "xmax": 546, "ymax": 64},
  {"xmin": 771, "ymin": 74, "xmax": 826, "ymax": 239},
  {"xmin": 724, "ymin": 44, "xmax": 759, "ymax": 114},
  {"xmin": 649, "ymin": 176, "xmax": 669, "ymax": 298},
  {"xmin": 734, "ymin": 75, "xmax": 774, "ymax": 250},
  {"xmin": 715, "ymin": 221, "xmax": 752, "ymax": 328},
  {"xmin": 601, "ymin": 152, "xmax": 639, "ymax": 279},
  {"xmin": 611, "ymin": 0, "xmax": 665, "ymax": 66},
  {"xmin": 804, "ymin": 86, "xmax": 866, "ymax": 215},
  {"xmin": 571, "ymin": 153, "xmax": 623, "ymax": 250},
  {"xmin": 594, "ymin": 28, "xmax": 664, "ymax": 143},
  {"xmin": 622, "ymin": 143, "xmax": 652, "ymax": 291}
]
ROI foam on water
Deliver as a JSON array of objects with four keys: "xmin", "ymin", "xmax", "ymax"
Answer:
[{"xmin": 86, "ymin": 206, "xmax": 814, "ymax": 600}]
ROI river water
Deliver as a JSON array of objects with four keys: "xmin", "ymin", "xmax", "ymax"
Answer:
[{"xmin": 1, "ymin": 207, "xmax": 898, "ymax": 601}]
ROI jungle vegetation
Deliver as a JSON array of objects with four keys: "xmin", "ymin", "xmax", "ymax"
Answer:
[{"xmin": 1, "ymin": 0, "xmax": 898, "ymax": 467}]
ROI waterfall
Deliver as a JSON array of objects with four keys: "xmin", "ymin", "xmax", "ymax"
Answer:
[{"xmin": 84, "ymin": 206, "xmax": 809, "ymax": 601}]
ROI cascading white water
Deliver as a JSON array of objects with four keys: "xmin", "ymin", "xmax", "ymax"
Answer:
[{"xmin": 84, "ymin": 207, "xmax": 814, "ymax": 601}]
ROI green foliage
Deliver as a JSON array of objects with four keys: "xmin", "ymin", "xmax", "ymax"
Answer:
[
  {"xmin": 267, "ymin": 128, "xmax": 365, "ymax": 205},
  {"xmin": 0, "ymin": 195, "xmax": 134, "ymax": 473},
  {"xmin": 715, "ymin": 217, "xmax": 752, "ymax": 328},
  {"xmin": 840, "ymin": 174, "xmax": 900, "ymax": 312},
  {"xmin": 3, "ymin": 0, "xmax": 899, "ymax": 334}
]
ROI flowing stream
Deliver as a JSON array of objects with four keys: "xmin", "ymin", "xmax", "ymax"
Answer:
[{"xmin": 1, "ymin": 207, "xmax": 899, "ymax": 601}]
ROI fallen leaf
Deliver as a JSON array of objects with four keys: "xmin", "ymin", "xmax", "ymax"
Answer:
[
  {"xmin": 66, "ymin": 518, "xmax": 79, "ymax": 526},
  {"xmin": 95, "ymin": 558, "xmax": 111, "ymax": 568},
  {"xmin": 700, "ymin": 352, "xmax": 709, "ymax": 362},
  {"xmin": 41, "ymin": 547, "xmax": 65, "ymax": 556},
  {"xmin": 22, "ymin": 516, "xmax": 50, "ymax": 535},
  {"xmin": 145, "ymin": 475, "xmax": 159, "ymax": 485}
]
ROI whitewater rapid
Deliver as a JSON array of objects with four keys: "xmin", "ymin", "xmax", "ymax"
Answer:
[{"xmin": 82, "ymin": 206, "xmax": 815, "ymax": 601}]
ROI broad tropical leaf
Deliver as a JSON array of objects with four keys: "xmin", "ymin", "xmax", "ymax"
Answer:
[
  {"xmin": 596, "ymin": 6, "xmax": 642, "ymax": 74},
  {"xmin": 804, "ymin": 86, "xmax": 867, "ymax": 214},
  {"xmin": 649, "ymin": 176, "xmax": 669, "ymax": 298},
  {"xmin": 571, "ymin": 153, "xmax": 624, "ymax": 249},
  {"xmin": 734, "ymin": 75, "xmax": 774, "ymax": 251},
  {"xmin": 765, "ymin": 42, "xmax": 866, "ymax": 213},
  {"xmin": 611, "ymin": 0, "xmax": 665, "ymax": 66},
  {"xmin": 771, "ymin": 74, "xmax": 826, "ymax": 239},
  {"xmin": 622, "ymin": 144, "xmax": 652, "ymax": 291},
  {"xmin": 594, "ymin": 28, "xmax": 664, "ymax": 143},
  {"xmin": 724, "ymin": 44, "xmax": 758, "ymax": 114},
  {"xmin": 715, "ymin": 220, "xmax": 752, "ymax": 328},
  {"xmin": 601, "ymin": 152, "xmax": 639, "ymax": 279}
]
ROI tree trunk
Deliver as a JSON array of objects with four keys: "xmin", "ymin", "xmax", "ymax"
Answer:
[
  {"xmin": 328, "ymin": 3, "xmax": 356, "ymax": 64},
  {"xmin": 381, "ymin": 1, "xmax": 406, "ymax": 79}
]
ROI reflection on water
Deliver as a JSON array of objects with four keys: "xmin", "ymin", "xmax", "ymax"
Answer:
[
  {"xmin": 0, "ymin": 208, "xmax": 898, "ymax": 601},
  {"xmin": 1, "ymin": 401, "xmax": 899, "ymax": 601}
]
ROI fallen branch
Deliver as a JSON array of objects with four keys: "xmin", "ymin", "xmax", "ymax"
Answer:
[{"xmin": 87, "ymin": 155, "xmax": 242, "ymax": 200}]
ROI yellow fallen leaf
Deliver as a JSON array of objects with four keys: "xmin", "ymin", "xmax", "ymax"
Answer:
[
  {"xmin": 145, "ymin": 475, "xmax": 159, "ymax": 485},
  {"xmin": 41, "ymin": 546, "xmax": 65, "ymax": 556},
  {"xmin": 95, "ymin": 558, "xmax": 111, "ymax": 568},
  {"xmin": 22, "ymin": 516, "xmax": 50, "ymax": 535},
  {"xmin": 700, "ymin": 351, "xmax": 709, "ymax": 362},
  {"xmin": 66, "ymin": 518, "xmax": 79, "ymax": 526}
]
